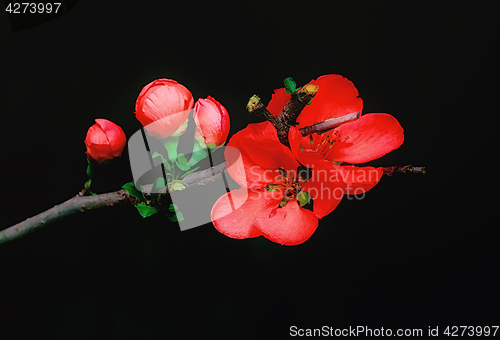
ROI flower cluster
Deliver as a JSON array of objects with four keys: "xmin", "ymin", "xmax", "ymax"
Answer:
[
  {"xmin": 135, "ymin": 79, "xmax": 230, "ymax": 149},
  {"xmin": 84, "ymin": 78, "xmax": 230, "ymax": 167},
  {"xmin": 211, "ymin": 74, "xmax": 404, "ymax": 245},
  {"xmin": 82, "ymin": 74, "xmax": 404, "ymax": 247}
]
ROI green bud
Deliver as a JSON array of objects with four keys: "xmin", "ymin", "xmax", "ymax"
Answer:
[
  {"xmin": 297, "ymin": 191, "xmax": 310, "ymax": 207},
  {"xmin": 284, "ymin": 77, "xmax": 296, "ymax": 95}
]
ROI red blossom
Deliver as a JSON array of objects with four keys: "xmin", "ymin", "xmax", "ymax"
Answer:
[
  {"xmin": 193, "ymin": 96, "xmax": 230, "ymax": 149},
  {"xmin": 84, "ymin": 119, "xmax": 126, "ymax": 164},
  {"xmin": 211, "ymin": 121, "xmax": 345, "ymax": 246},
  {"xmin": 280, "ymin": 74, "xmax": 404, "ymax": 194},
  {"xmin": 135, "ymin": 79, "xmax": 194, "ymax": 139}
]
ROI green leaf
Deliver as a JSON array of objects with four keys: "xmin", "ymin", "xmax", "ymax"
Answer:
[
  {"xmin": 154, "ymin": 177, "xmax": 167, "ymax": 191},
  {"xmin": 122, "ymin": 182, "xmax": 145, "ymax": 202},
  {"xmin": 163, "ymin": 136, "xmax": 180, "ymax": 163},
  {"xmin": 166, "ymin": 211, "xmax": 184, "ymax": 222},
  {"xmin": 168, "ymin": 204, "xmax": 178, "ymax": 213},
  {"xmin": 152, "ymin": 151, "xmax": 172, "ymax": 171},
  {"xmin": 176, "ymin": 153, "xmax": 190, "ymax": 171},
  {"xmin": 135, "ymin": 203, "xmax": 160, "ymax": 218},
  {"xmin": 284, "ymin": 77, "xmax": 296, "ymax": 95}
]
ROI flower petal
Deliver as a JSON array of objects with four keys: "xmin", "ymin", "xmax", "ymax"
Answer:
[
  {"xmin": 135, "ymin": 79, "xmax": 194, "ymax": 138},
  {"xmin": 226, "ymin": 121, "xmax": 299, "ymax": 188},
  {"xmin": 211, "ymin": 188, "xmax": 283, "ymax": 239},
  {"xmin": 86, "ymin": 143, "xmax": 114, "ymax": 164},
  {"xmin": 267, "ymin": 88, "xmax": 290, "ymax": 117},
  {"xmin": 288, "ymin": 126, "xmax": 327, "ymax": 169},
  {"xmin": 193, "ymin": 96, "xmax": 230, "ymax": 148},
  {"xmin": 297, "ymin": 74, "xmax": 363, "ymax": 128},
  {"xmin": 328, "ymin": 113, "xmax": 404, "ymax": 164},
  {"xmin": 95, "ymin": 119, "xmax": 126, "ymax": 157},
  {"xmin": 335, "ymin": 165, "xmax": 383, "ymax": 195},
  {"xmin": 254, "ymin": 199, "xmax": 318, "ymax": 246}
]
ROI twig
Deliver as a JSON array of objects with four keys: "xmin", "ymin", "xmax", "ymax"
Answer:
[
  {"xmin": 383, "ymin": 165, "xmax": 426, "ymax": 176},
  {"xmin": 277, "ymin": 83, "xmax": 319, "ymax": 127},
  {"xmin": 0, "ymin": 190, "xmax": 131, "ymax": 244},
  {"xmin": 247, "ymin": 83, "xmax": 319, "ymax": 145},
  {"xmin": 0, "ymin": 162, "xmax": 228, "ymax": 244},
  {"xmin": 298, "ymin": 112, "xmax": 361, "ymax": 136}
]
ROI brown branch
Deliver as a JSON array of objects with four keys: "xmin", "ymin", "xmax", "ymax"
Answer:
[
  {"xmin": 0, "ymin": 161, "xmax": 425, "ymax": 244},
  {"xmin": 247, "ymin": 83, "xmax": 319, "ymax": 146},
  {"xmin": 0, "ymin": 190, "xmax": 132, "ymax": 244},
  {"xmin": 277, "ymin": 83, "xmax": 319, "ymax": 126},
  {"xmin": 246, "ymin": 95, "xmax": 278, "ymax": 125},
  {"xmin": 0, "ymin": 162, "xmax": 229, "ymax": 245},
  {"xmin": 298, "ymin": 112, "xmax": 361, "ymax": 136},
  {"xmin": 383, "ymin": 165, "xmax": 426, "ymax": 176}
]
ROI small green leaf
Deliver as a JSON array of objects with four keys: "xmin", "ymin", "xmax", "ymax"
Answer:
[
  {"xmin": 284, "ymin": 77, "xmax": 296, "ymax": 95},
  {"xmin": 265, "ymin": 184, "xmax": 279, "ymax": 192},
  {"xmin": 122, "ymin": 182, "xmax": 145, "ymax": 202},
  {"xmin": 152, "ymin": 151, "xmax": 172, "ymax": 171},
  {"xmin": 297, "ymin": 191, "xmax": 310, "ymax": 207},
  {"xmin": 168, "ymin": 204, "xmax": 178, "ymax": 213},
  {"xmin": 176, "ymin": 153, "xmax": 190, "ymax": 171},
  {"xmin": 135, "ymin": 203, "xmax": 160, "ymax": 218},
  {"xmin": 154, "ymin": 177, "xmax": 167, "ymax": 191},
  {"xmin": 166, "ymin": 211, "xmax": 184, "ymax": 222}
]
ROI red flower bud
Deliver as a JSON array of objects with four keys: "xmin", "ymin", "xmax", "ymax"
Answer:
[
  {"xmin": 135, "ymin": 79, "xmax": 194, "ymax": 139},
  {"xmin": 193, "ymin": 96, "xmax": 230, "ymax": 149},
  {"xmin": 84, "ymin": 119, "xmax": 126, "ymax": 164}
]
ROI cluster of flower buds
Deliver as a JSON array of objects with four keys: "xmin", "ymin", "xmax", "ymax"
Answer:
[{"xmin": 83, "ymin": 78, "xmax": 230, "ymax": 202}]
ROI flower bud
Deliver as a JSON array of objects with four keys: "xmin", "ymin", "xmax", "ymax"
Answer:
[
  {"xmin": 84, "ymin": 119, "xmax": 126, "ymax": 164},
  {"xmin": 135, "ymin": 79, "xmax": 194, "ymax": 139},
  {"xmin": 193, "ymin": 96, "xmax": 230, "ymax": 149}
]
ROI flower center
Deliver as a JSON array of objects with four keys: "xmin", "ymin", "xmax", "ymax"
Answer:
[
  {"xmin": 264, "ymin": 166, "xmax": 312, "ymax": 208},
  {"xmin": 310, "ymin": 131, "xmax": 344, "ymax": 164}
]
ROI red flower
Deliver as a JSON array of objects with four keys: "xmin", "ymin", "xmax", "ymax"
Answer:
[
  {"xmin": 135, "ymin": 79, "xmax": 194, "ymax": 139},
  {"xmin": 269, "ymin": 74, "xmax": 404, "ymax": 194},
  {"xmin": 193, "ymin": 96, "xmax": 230, "ymax": 149},
  {"xmin": 84, "ymin": 119, "xmax": 126, "ymax": 164},
  {"xmin": 210, "ymin": 121, "xmax": 345, "ymax": 246}
]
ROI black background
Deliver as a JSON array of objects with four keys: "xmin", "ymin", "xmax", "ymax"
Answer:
[{"xmin": 1, "ymin": 0, "xmax": 499, "ymax": 339}]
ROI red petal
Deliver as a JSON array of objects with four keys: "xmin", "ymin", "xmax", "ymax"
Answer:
[
  {"xmin": 142, "ymin": 111, "xmax": 191, "ymax": 139},
  {"xmin": 254, "ymin": 199, "xmax": 318, "ymax": 246},
  {"xmin": 84, "ymin": 122, "xmax": 113, "ymax": 163},
  {"xmin": 335, "ymin": 165, "xmax": 383, "ymax": 195},
  {"xmin": 194, "ymin": 96, "xmax": 230, "ymax": 147},
  {"xmin": 135, "ymin": 79, "xmax": 194, "ymax": 138},
  {"xmin": 329, "ymin": 113, "xmax": 404, "ymax": 164},
  {"xmin": 95, "ymin": 119, "xmax": 126, "ymax": 157},
  {"xmin": 288, "ymin": 126, "xmax": 326, "ymax": 169},
  {"xmin": 267, "ymin": 88, "xmax": 290, "ymax": 117},
  {"xmin": 86, "ymin": 143, "xmax": 114, "ymax": 164},
  {"xmin": 297, "ymin": 74, "xmax": 363, "ymax": 128},
  {"xmin": 211, "ymin": 188, "xmax": 283, "ymax": 239},
  {"xmin": 302, "ymin": 162, "xmax": 345, "ymax": 219},
  {"xmin": 226, "ymin": 121, "xmax": 299, "ymax": 188}
]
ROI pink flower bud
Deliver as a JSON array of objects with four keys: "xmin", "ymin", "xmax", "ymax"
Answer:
[
  {"xmin": 84, "ymin": 119, "xmax": 126, "ymax": 164},
  {"xmin": 193, "ymin": 96, "xmax": 230, "ymax": 149},
  {"xmin": 135, "ymin": 79, "xmax": 194, "ymax": 139}
]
